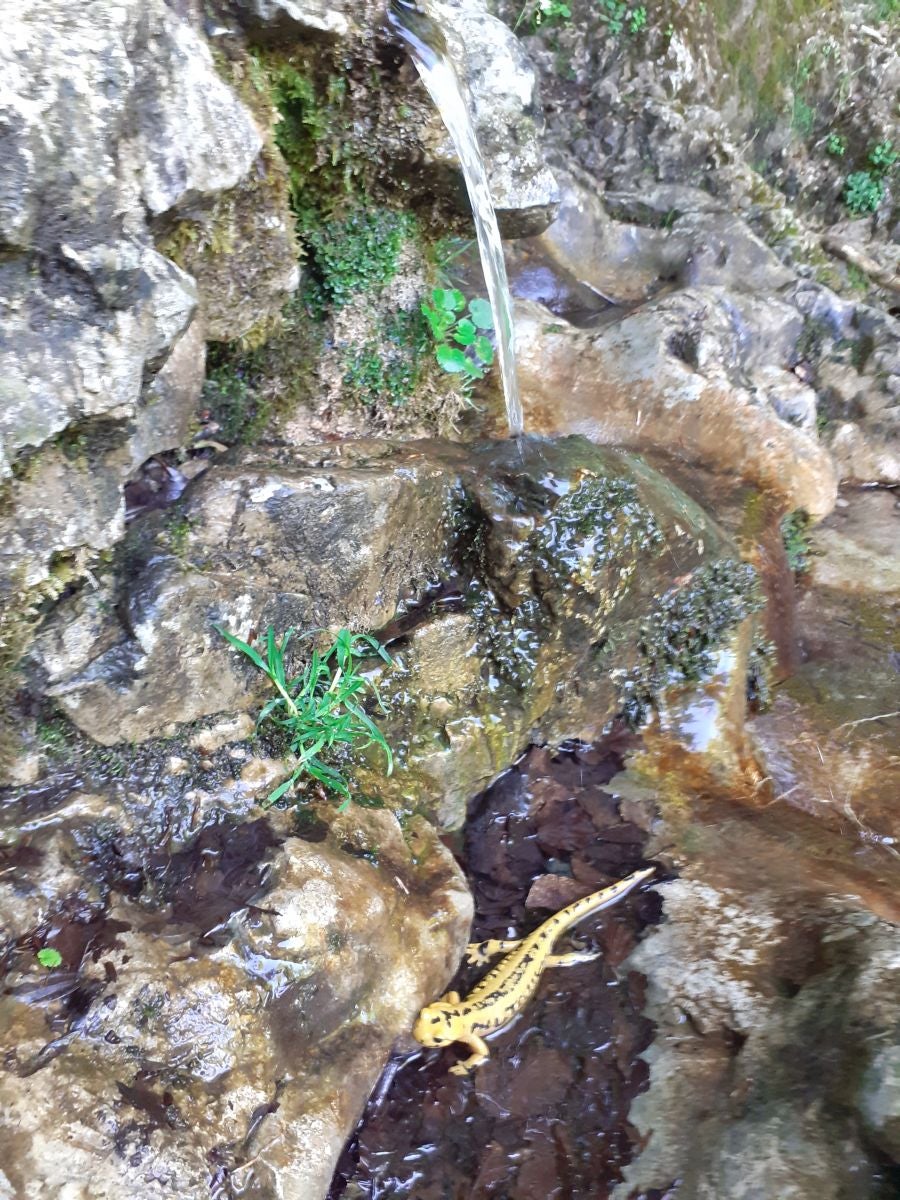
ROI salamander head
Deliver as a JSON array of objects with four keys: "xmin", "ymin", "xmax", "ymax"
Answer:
[{"xmin": 412, "ymin": 1001, "xmax": 465, "ymax": 1048}]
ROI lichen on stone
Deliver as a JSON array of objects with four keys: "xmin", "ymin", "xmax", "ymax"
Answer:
[{"xmin": 620, "ymin": 558, "xmax": 765, "ymax": 727}]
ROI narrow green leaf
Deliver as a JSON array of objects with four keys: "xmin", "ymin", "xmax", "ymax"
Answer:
[{"xmin": 215, "ymin": 625, "xmax": 269, "ymax": 675}]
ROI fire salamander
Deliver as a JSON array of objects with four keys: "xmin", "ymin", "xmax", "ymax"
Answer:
[{"xmin": 412, "ymin": 867, "xmax": 656, "ymax": 1075}]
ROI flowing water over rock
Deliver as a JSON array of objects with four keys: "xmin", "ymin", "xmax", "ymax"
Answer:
[{"xmin": 389, "ymin": 0, "xmax": 524, "ymax": 436}]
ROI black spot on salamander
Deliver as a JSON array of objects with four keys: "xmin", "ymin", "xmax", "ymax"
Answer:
[{"xmin": 431, "ymin": 1017, "xmax": 441, "ymax": 1024}]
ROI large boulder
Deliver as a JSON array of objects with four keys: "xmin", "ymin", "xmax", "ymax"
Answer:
[
  {"xmin": 0, "ymin": 773, "xmax": 471, "ymax": 1199},
  {"xmin": 513, "ymin": 297, "xmax": 839, "ymax": 520},
  {"xmin": 33, "ymin": 436, "xmax": 761, "ymax": 829},
  {"xmin": 0, "ymin": 0, "xmax": 299, "ymax": 593}
]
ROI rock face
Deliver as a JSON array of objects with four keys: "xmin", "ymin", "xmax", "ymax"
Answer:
[
  {"xmin": 32, "ymin": 436, "xmax": 758, "ymax": 829},
  {"xmin": 421, "ymin": 0, "xmax": 560, "ymax": 236},
  {"xmin": 617, "ymin": 878, "xmax": 900, "ymax": 1200},
  {"xmin": 513, "ymin": 298, "xmax": 839, "ymax": 521},
  {"xmin": 0, "ymin": 771, "xmax": 471, "ymax": 1199},
  {"xmin": 0, "ymin": 0, "xmax": 299, "ymax": 595}
]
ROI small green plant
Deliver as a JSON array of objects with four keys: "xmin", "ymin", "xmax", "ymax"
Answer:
[
  {"xmin": 844, "ymin": 170, "xmax": 885, "ymax": 215},
  {"xmin": 36, "ymin": 948, "xmax": 62, "ymax": 969},
  {"xmin": 216, "ymin": 625, "xmax": 393, "ymax": 808},
  {"xmin": 869, "ymin": 140, "xmax": 898, "ymax": 171},
  {"xmin": 596, "ymin": 0, "xmax": 647, "ymax": 35},
  {"xmin": 421, "ymin": 288, "xmax": 494, "ymax": 382},
  {"xmin": 780, "ymin": 511, "xmax": 814, "ymax": 575},
  {"xmin": 515, "ymin": 0, "xmax": 571, "ymax": 31},
  {"xmin": 825, "ymin": 132, "xmax": 846, "ymax": 157},
  {"xmin": 870, "ymin": 0, "xmax": 899, "ymax": 19}
]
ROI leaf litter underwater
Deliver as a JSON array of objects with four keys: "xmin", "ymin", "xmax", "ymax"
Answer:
[{"xmin": 330, "ymin": 735, "xmax": 669, "ymax": 1200}]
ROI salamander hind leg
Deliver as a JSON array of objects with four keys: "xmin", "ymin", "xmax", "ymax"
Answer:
[
  {"xmin": 465, "ymin": 938, "xmax": 522, "ymax": 966},
  {"xmin": 545, "ymin": 949, "xmax": 603, "ymax": 967},
  {"xmin": 448, "ymin": 1032, "xmax": 491, "ymax": 1076}
]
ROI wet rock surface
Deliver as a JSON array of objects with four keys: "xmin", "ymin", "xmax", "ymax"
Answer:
[
  {"xmin": 0, "ymin": 763, "xmax": 471, "ymax": 1199},
  {"xmin": 0, "ymin": 0, "xmax": 287, "ymax": 593},
  {"xmin": 31, "ymin": 436, "xmax": 756, "ymax": 829},
  {"xmin": 330, "ymin": 739, "xmax": 662, "ymax": 1199}
]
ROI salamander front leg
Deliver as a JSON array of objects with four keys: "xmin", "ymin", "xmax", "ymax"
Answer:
[
  {"xmin": 465, "ymin": 938, "xmax": 522, "ymax": 966},
  {"xmin": 449, "ymin": 1031, "xmax": 491, "ymax": 1076}
]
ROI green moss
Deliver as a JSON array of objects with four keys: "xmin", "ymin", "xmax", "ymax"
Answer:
[
  {"xmin": 305, "ymin": 207, "xmax": 415, "ymax": 310},
  {"xmin": 534, "ymin": 474, "xmax": 664, "ymax": 593},
  {"xmin": 200, "ymin": 291, "xmax": 325, "ymax": 444},
  {"xmin": 341, "ymin": 309, "xmax": 431, "ymax": 408},
  {"xmin": 780, "ymin": 510, "xmax": 813, "ymax": 575},
  {"xmin": 620, "ymin": 559, "xmax": 764, "ymax": 726}
]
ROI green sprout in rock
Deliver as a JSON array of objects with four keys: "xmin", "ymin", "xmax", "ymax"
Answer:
[
  {"xmin": 215, "ymin": 625, "xmax": 393, "ymax": 809},
  {"xmin": 844, "ymin": 171, "xmax": 885, "ymax": 215},
  {"xmin": 596, "ymin": 0, "xmax": 647, "ymax": 36},
  {"xmin": 515, "ymin": 0, "xmax": 571, "ymax": 32},
  {"xmin": 869, "ymin": 140, "xmax": 898, "ymax": 171},
  {"xmin": 421, "ymin": 288, "xmax": 494, "ymax": 383},
  {"xmin": 37, "ymin": 948, "xmax": 62, "ymax": 969},
  {"xmin": 825, "ymin": 132, "xmax": 846, "ymax": 157}
]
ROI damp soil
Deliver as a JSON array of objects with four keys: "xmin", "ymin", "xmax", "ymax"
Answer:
[{"xmin": 330, "ymin": 735, "xmax": 667, "ymax": 1200}]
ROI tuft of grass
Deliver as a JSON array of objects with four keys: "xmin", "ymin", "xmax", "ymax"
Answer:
[{"xmin": 216, "ymin": 625, "xmax": 394, "ymax": 808}]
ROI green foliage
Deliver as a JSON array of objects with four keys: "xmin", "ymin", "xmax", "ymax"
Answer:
[
  {"xmin": 825, "ymin": 132, "xmax": 846, "ymax": 157},
  {"xmin": 421, "ymin": 288, "xmax": 494, "ymax": 382},
  {"xmin": 37, "ymin": 948, "xmax": 62, "ymax": 969},
  {"xmin": 596, "ymin": 0, "xmax": 647, "ymax": 35},
  {"xmin": 202, "ymin": 360, "xmax": 269, "ymax": 445},
  {"xmin": 869, "ymin": 140, "xmax": 898, "ymax": 171},
  {"xmin": 844, "ymin": 170, "xmax": 885, "ymax": 215},
  {"xmin": 342, "ymin": 309, "xmax": 430, "ymax": 408},
  {"xmin": 780, "ymin": 510, "xmax": 813, "ymax": 575},
  {"xmin": 216, "ymin": 625, "xmax": 394, "ymax": 808},
  {"xmin": 515, "ymin": 0, "xmax": 571, "ymax": 31},
  {"xmin": 842, "ymin": 142, "xmax": 896, "ymax": 216},
  {"xmin": 304, "ymin": 207, "xmax": 414, "ymax": 310},
  {"xmin": 870, "ymin": 0, "xmax": 899, "ymax": 19}
]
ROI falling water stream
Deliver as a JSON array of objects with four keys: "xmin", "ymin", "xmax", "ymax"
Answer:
[{"xmin": 388, "ymin": 0, "xmax": 524, "ymax": 436}]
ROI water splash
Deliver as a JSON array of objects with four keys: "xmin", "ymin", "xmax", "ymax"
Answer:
[{"xmin": 389, "ymin": 0, "xmax": 524, "ymax": 437}]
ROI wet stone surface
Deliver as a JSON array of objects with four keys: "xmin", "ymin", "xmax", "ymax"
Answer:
[{"xmin": 330, "ymin": 738, "xmax": 664, "ymax": 1200}]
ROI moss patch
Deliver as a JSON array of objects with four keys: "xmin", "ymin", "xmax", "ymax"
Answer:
[{"xmin": 620, "ymin": 559, "xmax": 764, "ymax": 727}]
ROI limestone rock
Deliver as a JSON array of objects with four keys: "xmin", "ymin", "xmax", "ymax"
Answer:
[
  {"xmin": 231, "ymin": 0, "xmax": 352, "ymax": 41},
  {"xmin": 513, "ymin": 297, "xmax": 838, "ymax": 520},
  {"xmin": 33, "ymin": 437, "xmax": 753, "ymax": 829},
  {"xmin": 0, "ymin": 783, "xmax": 471, "ymax": 1200},
  {"xmin": 0, "ymin": 0, "xmax": 295, "ymax": 591},
  {"xmin": 415, "ymin": 0, "xmax": 559, "ymax": 236}
]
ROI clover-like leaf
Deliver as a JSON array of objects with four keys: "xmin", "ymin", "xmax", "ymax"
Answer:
[
  {"xmin": 453, "ymin": 318, "xmax": 476, "ymax": 346},
  {"xmin": 432, "ymin": 287, "xmax": 466, "ymax": 314},
  {"xmin": 468, "ymin": 298, "xmax": 493, "ymax": 329},
  {"xmin": 436, "ymin": 344, "xmax": 472, "ymax": 373},
  {"xmin": 37, "ymin": 948, "xmax": 62, "ymax": 969},
  {"xmin": 473, "ymin": 335, "xmax": 494, "ymax": 365}
]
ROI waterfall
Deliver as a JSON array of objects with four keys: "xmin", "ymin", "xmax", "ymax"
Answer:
[{"xmin": 388, "ymin": 0, "xmax": 524, "ymax": 437}]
